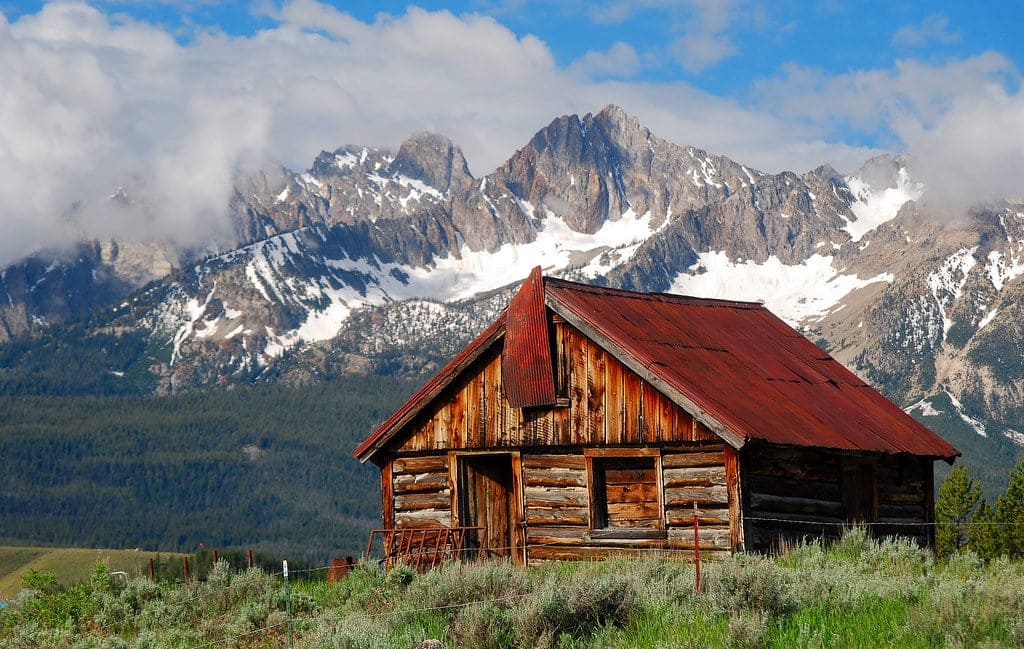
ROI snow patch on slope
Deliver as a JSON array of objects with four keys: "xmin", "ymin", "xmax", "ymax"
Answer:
[
  {"xmin": 670, "ymin": 252, "xmax": 893, "ymax": 325},
  {"xmin": 946, "ymin": 389, "xmax": 987, "ymax": 437},
  {"xmin": 844, "ymin": 168, "xmax": 921, "ymax": 242},
  {"xmin": 926, "ymin": 247, "xmax": 977, "ymax": 338}
]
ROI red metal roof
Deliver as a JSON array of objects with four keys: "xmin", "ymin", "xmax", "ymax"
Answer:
[
  {"xmin": 354, "ymin": 270, "xmax": 959, "ymax": 462},
  {"xmin": 544, "ymin": 278, "xmax": 958, "ymax": 460},
  {"xmin": 501, "ymin": 266, "xmax": 557, "ymax": 408}
]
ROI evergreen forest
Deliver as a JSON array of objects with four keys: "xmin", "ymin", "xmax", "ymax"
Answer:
[{"xmin": 0, "ymin": 377, "xmax": 416, "ymax": 561}]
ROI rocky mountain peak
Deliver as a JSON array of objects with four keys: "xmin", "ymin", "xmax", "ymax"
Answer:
[{"xmin": 388, "ymin": 132, "xmax": 474, "ymax": 194}]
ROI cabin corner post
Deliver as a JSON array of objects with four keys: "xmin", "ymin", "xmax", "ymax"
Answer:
[
  {"xmin": 511, "ymin": 451, "xmax": 526, "ymax": 565},
  {"xmin": 724, "ymin": 446, "xmax": 744, "ymax": 552},
  {"xmin": 925, "ymin": 459, "xmax": 936, "ymax": 548},
  {"xmin": 381, "ymin": 462, "xmax": 395, "ymax": 530}
]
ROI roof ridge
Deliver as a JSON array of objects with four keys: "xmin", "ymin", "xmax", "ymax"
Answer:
[{"xmin": 543, "ymin": 276, "xmax": 765, "ymax": 309}]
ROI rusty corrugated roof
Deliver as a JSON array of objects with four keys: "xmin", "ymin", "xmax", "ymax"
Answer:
[
  {"xmin": 544, "ymin": 278, "xmax": 958, "ymax": 460},
  {"xmin": 502, "ymin": 266, "xmax": 557, "ymax": 408},
  {"xmin": 354, "ymin": 269, "xmax": 959, "ymax": 463}
]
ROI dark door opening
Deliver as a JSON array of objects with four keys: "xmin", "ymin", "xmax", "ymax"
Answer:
[{"xmin": 459, "ymin": 454, "xmax": 517, "ymax": 561}]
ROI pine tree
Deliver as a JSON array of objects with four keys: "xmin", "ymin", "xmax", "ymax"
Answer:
[
  {"xmin": 992, "ymin": 459, "xmax": 1024, "ymax": 559},
  {"xmin": 966, "ymin": 500, "xmax": 999, "ymax": 559},
  {"xmin": 934, "ymin": 464, "xmax": 981, "ymax": 558}
]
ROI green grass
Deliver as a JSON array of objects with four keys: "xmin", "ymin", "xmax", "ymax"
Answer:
[
  {"xmin": 2, "ymin": 531, "xmax": 1024, "ymax": 648},
  {"xmin": 0, "ymin": 546, "xmax": 183, "ymax": 599}
]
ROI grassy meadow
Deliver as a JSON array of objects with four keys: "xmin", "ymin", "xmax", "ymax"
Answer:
[
  {"xmin": 0, "ymin": 547, "xmax": 185, "ymax": 601},
  {"xmin": 2, "ymin": 529, "xmax": 1024, "ymax": 648}
]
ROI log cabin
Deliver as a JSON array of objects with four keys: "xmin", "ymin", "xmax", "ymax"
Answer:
[{"xmin": 354, "ymin": 267, "xmax": 958, "ymax": 565}]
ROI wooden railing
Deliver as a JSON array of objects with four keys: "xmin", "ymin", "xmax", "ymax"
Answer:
[{"xmin": 364, "ymin": 527, "xmax": 486, "ymax": 571}]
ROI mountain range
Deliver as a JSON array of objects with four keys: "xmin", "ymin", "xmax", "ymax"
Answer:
[{"xmin": 2, "ymin": 104, "xmax": 1022, "ymax": 490}]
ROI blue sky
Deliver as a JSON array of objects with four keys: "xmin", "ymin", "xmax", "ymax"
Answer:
[{"xmin": 0, "ymin": 1, "xmax": 1022, "ymax": 263}]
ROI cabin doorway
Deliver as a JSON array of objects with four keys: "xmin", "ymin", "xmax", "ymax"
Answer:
[{"xmin": 457, "ymin": 453, "xmax": 522, "ymax": 563}]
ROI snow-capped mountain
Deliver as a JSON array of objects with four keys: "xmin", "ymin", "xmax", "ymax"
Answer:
[{"xmin": 3, "ymin": 105, "xmax": 1023, "ymax": 475}]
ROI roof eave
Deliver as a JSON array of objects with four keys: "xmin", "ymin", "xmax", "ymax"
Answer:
[{"xmin": 352, "ymin": 318, "xmax": 507, "ymax": 464}]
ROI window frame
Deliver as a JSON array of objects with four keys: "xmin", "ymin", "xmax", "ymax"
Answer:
[{"xmin": 584, "ymin": 448, "xmax": 666, "ymax": 539}]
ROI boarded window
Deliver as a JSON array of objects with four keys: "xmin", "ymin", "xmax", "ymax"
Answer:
[{"xmin": 591, "ymin": 457, "xmax": 660, "ymax": 529}]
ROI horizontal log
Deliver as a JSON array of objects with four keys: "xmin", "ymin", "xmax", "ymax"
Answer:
[
  {"xmin": 877, "ymin": 503, "xmax": 926, "ymax": 518},
  {"xmin": 749, "ymin": 493, "xmax": 843, "ymax": 516},
  {"xmin": 667, "ymin": 527, "xmax": 733, "ymax": 550},
  {"xmin": 606, "ymin": 483, "xmax": 658, "ymax": 504},
  {"xmin": 524, "ymin": 486, "xmax": 588, "ymax": 508},
  {"xmin": 394, "ymin": 472, "xmax": 450, "ymax": 494},
  {"xmin": 604, "ymin": 467, "xmax": 656, "ymax": 485},
  {"xmin": 394, "ymin": 491, "xmax": 450, "ymax": 511},
  {"xmin": 877, "ymin": 488, "xmax": 925, "ymax": 504},
  {"xmin": 744, "ymin": 476, "xmax": 840, "ymax": 501},
  {"xmin": 661, "ymin": 450, "xmax": 725, "ymax": 469},
  {"xmin": 607, "ymin": 502, "xmax": 659, "ymax": 524},
  {"xmin": 666, "ymin": 508, "xmax": 731, "ymax": 527},
  {"xmin": 663, "ymin": 466, "xmax": 726, "ymax": 488},
  {"xmin": 588, "ymin": 528, "xmax": 668, "ymax": 541},
  {"xmin": 524, "ymin": 468, "xmax": 587, "ymax": 488},
  {"xmin": 522, "ymin": 454, "xmax": 586, "ymax": 470},
  {"xmin": 526, "ymin": 507, "xmax": 589, "ymax": 527},
  {"xmin": 392, "ymin": 455, "xmax": 448, "ymax": 475},
  {"xmin": 745, "ymin": 461, "xmax": 840, "ymax": 483},
  {"xmin": 394, "ymin": 508, "xmax": 452, "ymax": 528},
  {"xmin": 525, "ymin": 526, "xmax": 589, "ymax": 545},
  {"xmin": 664, "ymin": 485, "xmax": 729, "ymax": 507},
  {"xmin": 528, "ymin": 546, "xmax": 731, "ymax": 562},
  {"xmin": 746, "ymin": 512, "xmax": 845, "ymax": 526}
]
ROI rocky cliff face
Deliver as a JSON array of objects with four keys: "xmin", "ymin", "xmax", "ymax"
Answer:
[{"xmin": 3, "ymin": 105, "xmax": 1023, "ymax": 472}]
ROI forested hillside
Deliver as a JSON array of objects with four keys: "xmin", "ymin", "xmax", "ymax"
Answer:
[{"xmin": 0, "ymin": 378, "xmax": 415, "ymax": 561}]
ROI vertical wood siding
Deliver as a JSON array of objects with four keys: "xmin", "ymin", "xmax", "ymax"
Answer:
[{"xmin": 392, "ymin": 323, "xmax": 715, "ymax": 453}]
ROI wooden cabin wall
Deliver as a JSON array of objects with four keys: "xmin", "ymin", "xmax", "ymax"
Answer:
[
  {"xmin": 743, "ymin": 445, "xmax": 845, "ymax": 551},
  {"xmin": 742, "ymin": 446, "xmax": 935, "ymax": 551},
  {"xmin": 522, "ymin": 444, "xmax": 733, "ymax": 563},
  {"xmin": 876, "ymin": 454, "xmax": 933, "ymax": 546},
  {"xmin": 389, "ymin": 454, "xmax": 452, "ymax": 528},
  {"xmin": 392, "ymin": 322, "xmax": 718, "ymax": 455}
]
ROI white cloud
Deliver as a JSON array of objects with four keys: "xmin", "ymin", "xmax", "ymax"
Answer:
[
  {"xmin": 0, "ymin": 1, "xmax": 1019, "ymax": 270},
  {"xmin": 668, "ymin": 0, "xmax": 739, "ymax": 73},
  {"xmin": 892, "ymin": 13, "xmax": 961, "ymax": 49},
  {"xmin": 570, "ymin": 41, "xmax": 641, "ymax": 78},
  {"xmin": 753, "ymin": 53, "xmax": 1024, "ymax": 207}
]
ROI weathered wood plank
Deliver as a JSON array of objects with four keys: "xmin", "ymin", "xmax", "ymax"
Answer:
[
  {"xmin": 522, "ymin": 454, "xmax": 586, "ymax": 470},
  {"xmin": 749, "ymin": 493, "xmax": 844, "ymax": 516},
  {"xmin": 605, "ymin": 351, "xmax": 624, "ymax": 444},
  {"xmin": 523, "ymin": 468, "xmax": 587, "ymax": 488},
  {"xmin": 661, "ymin": 450, "xmax": 726, "ymax": 469},
  {"xmin": 607, "ymin": 502, "xmax": 660, "ymax": 524},
  {"xmin": 639, "ymin": 379, "xmax": 659, "ymax": 443},
  {"xmin": 588, "ymin": 344, "xmax": 607, "ymax": 444},
  {"xmin": 605, "ymin": 466, "xmax": 657, "ymax": 485},
  {"xmin": 624, "ymin": 369, "xmax": 643, "ymax": 443},
  {"xmin": 663, "ymin": 466, "xmax": 727, "ymax": 487},
  {"xmin": 570, "ymin": 328, "xmax": 588, "ymax": 446},
  {"xmin": 667, "ymin": 527, "xmax": 733, "ymax": 549},
  {"xmin": 392, "ymin": 455, "xmax": 448, "ymax": 475},
  {"xmin": 664, "ymin": 485, "xmax": 729, "ymax": 507},
  {"xmin": 724, "ymin": 445, "xmax": 741, "ymax": 552},
  {"xmin": 484, "ymin": 355, "xmax": 500, "ymax": 447},
  {"xmin": 666, "ymin": 508, "xmax": 731, "ymax": 526},
  {"xmin": 394, "ymin": 472, "xmax": 450, "ymax": 494},
  {"xmin": 395, "ymin": 491, "xmax": 451, "ymax": 511},
  {"xmin": 382, "ymin": 462, "xmax": 394, "ymax": 529},
  {"xmin": 395, "ymin": 508, "xmax": 452, "ymax": 528},
  {"xmin": 525, "ymin": 507, "xmax": 589, "ymax": 526},
  {"xmin": 524, "ymin": 486, "xmax": 588, "ymax": 508},
  {"xmin": 605, "ymin": 482, "xmax": 658, "ymax": 504}
]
